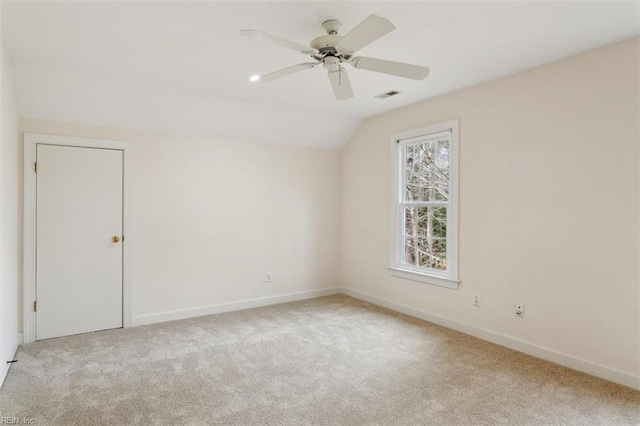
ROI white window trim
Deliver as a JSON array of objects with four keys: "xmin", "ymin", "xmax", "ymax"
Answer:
[{"xmin": 389, "ymin": 119, "xmax": 460, "ymax": 290}]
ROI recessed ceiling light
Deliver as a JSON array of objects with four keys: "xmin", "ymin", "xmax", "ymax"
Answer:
[{"xmin": 249, "ymin": 75, "xmax": 261, "ymax": 82}]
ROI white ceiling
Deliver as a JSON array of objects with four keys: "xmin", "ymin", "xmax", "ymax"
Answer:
[{"xmin": 2, "ymin": 2, "xmax": 639, "ymax": 148}]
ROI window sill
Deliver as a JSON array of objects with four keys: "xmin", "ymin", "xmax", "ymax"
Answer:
[{"xmin": 388, "ymin": 267, "xmax": 460, "ymax": 290}]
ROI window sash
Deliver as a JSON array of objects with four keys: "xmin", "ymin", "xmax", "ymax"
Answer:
[
  {"xmin": 399, "ymin": 205, "xmax": 450, "ymax": 274},
  {"xmin": 400, "ymin": 137, "xmax": 451, "ymax": 204},
  {"xmin": 399, "ymin": 132, "xmax": 451, "ymax": 275}
]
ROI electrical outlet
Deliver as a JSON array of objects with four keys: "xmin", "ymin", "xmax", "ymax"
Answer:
[
  {"xmin": 515, "ymin": 303, "xmax": 524, "ymax": 318},
  {"xmin": 473, "ymin": 293, "xmax": 481, "ymax": 307},
  {"xmin": 265, "ymin": 272, "xmax": 272, "ymax": 283}
]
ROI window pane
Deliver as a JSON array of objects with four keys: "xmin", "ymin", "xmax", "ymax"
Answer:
[
  {"xmin": 403, "ymin": 206, "xmax": 447, "ymax": 270},
  {"xmin": 404, "ymin": 139, "xmax": 450, "ymax": 202}
]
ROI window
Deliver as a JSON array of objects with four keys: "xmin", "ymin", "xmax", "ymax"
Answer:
[{"xmin": 389, "ymin": 119, "xmax": 459, "ymax": 289}]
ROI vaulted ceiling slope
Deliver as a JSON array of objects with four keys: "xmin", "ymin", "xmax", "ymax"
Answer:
[{"xmin": 3, "ymin": 2, "xmax": 638, "ymax": 148}]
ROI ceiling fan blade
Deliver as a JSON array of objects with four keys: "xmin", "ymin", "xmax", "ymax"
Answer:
[
  {"xmin": 351, "ymin": 56, "xmax": 429, "ymax": 80},
  {"xmin": 327, "ymin": 67, "xmax": 354, "ymax": 101},
  {"xmin": 240, "ymin": 29, "xmax": 318, "ymax": 55},
  {"xmin": 336, "ymin": 14, "xmax": 396, "ymax": 55},
  {"xmin": 258, "ymin": 62, "xmax": 319, "ymax": 83}
]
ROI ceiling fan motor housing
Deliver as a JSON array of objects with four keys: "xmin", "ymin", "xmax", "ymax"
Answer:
[
  {"xmin": 311, "ymin": 20, "xmax": 351, "ymax": 61},
  {"xmin": 310, "ymin": 34, "xmax": 348, "ymax": 60},
  {"xmin": 310, "ymin": 34, "xmax": 341, "ymax": 50}
]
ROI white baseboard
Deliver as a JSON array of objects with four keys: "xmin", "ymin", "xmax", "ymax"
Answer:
[
  {"xmin": 341, "ymin": 287, "xmax": 640, "ymax": 391},
  {"xmin": 0, "ymin": 332, "xmax": 22, "ymax": 388},
  {"xmin": 132, "ymin": 287, "xmax": 341, "ymax": 327}
]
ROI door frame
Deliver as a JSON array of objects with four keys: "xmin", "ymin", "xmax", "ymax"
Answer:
[{"xmin": 23, "ymin": 133, "xmax": 133, "ymax": 343}]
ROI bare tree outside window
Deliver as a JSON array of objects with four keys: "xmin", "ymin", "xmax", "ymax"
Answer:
[{"xmin": 402, "ymin": 138, "xmax": 450, "ymax": 271}]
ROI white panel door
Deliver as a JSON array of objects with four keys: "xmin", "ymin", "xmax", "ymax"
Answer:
[{"xmin": 36, "ymin": 144, "xmax": 123, "ymax": 340}]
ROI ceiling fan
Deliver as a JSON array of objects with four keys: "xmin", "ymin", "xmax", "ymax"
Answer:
[{"xmin": 240, "ymin": 14, "xmax": 430, "ymax": 100}]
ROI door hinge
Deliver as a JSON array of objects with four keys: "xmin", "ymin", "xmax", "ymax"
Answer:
[
  {"xmin": 34, "ymin": 162, "xmax": 38, "ymax": 173},
  {"xmin": 33, "ymin": 301, "xmax": 37, "ymax": 312}
]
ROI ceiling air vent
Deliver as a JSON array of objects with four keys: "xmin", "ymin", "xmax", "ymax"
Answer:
[{"xmin": 375, "ymin": 90, "xmax": 401, "ymax": 99}]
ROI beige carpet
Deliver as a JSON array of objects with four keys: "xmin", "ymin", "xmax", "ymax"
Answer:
[{"xmin": 0, "ymin": 295, "xmax": 638, "ymax": 425}]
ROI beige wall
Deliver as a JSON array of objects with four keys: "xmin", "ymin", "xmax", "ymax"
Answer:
[
  {"xmin": 19, "ymin": 119, "xmax": 342, "ymax": 323},
  {"xmin": 342, "ymin": 37, "xmax": 639, "ymax": 379},
  {"xmin": 1, "ymin": 42, "xmax": 21, "ymax": 385}
]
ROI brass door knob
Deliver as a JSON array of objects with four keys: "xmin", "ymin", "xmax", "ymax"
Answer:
[{"xmin": 112, "ymin": 236, "xmax": 120, "ymax": 243}]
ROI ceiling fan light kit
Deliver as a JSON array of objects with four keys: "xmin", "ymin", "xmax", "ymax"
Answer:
[{"xmin": 240, "ymin": 14, "xmax": 430, "ymax": 100}]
